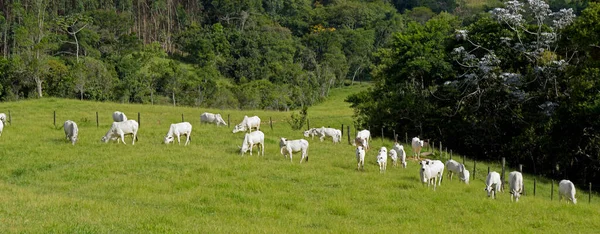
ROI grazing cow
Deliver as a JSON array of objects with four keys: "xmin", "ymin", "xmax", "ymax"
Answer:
[
  {"xmin": 63, "ymin": 120, "xmax": 79, "ymax": 145},
  {"xmin": 484, "ymin": 171, "xmax": 502, "ymax": 199},
  {"xmin": 101, "ymin": 120, "xmax": 139, "ymax": 145},
  {"xmin": 314, "ymin": 127, "xmax": 342, "ymax": 143},
  {"xmin": 303, "ymin": 128, "xmax": 321, "ymax": 139},
  {"xmin": 200, "ymin": 112, "xmax": 227, "ymax": 126},
  {"xmin": 112, "ymin": 111, "xmax": 128, "ymax": 122},
  {"xmin": 240, "ymin": 130, "xmax": 264, "ymax": 156},
  {"xmin": 419, "ymin": 160, "xmax": 445, "ymax": 190},
  {"xmin": 460, "ymin": 169, "xmax": 470, "ymax": 184},
  {"xmin": 353, "ymin": 130, "xmax": 371, "ymax": 150},
  {"xmin": 164, "ymin": 122, "xmax": 192, "ymax": 145},
  {"xmin": 445, "ymin": 159, "xmax": 464, "ymax": 180},
  {"xmin": 558, "ymin": 180, "xmax": 577, "ymax": 204},
  {"xmin": 232, "ymin": 116, "xmax": 261, "ymax": 133},
  {"xmin": 392, "ymin": 142, "xmax": 407, "ymax": 168},
  {"xmin": 377, "ymin": 147, "xmax": 388, "ymax": 173},
  {"xmin": 280, "ymin": 137, "xmax": 309, "ymax": 163},
  {"xmin": 0, "ymin": 113, "xmax": 6, "ymax": 124},
  {"xmin": 508, "ymin": 171, "xmax": 524, "ymax": 202},
  {"xmin": 412, "ymin": 137, "xmax": 424, "ymax": 159},
  {"xmin": 389, "ymin": 149, "xmax": 398, "ymax": 167},
  {"xmin": 356, "ymin": 146, "xmax": 365, "ymax": 171}
]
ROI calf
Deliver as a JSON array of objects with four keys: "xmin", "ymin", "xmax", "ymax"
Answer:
[
  {"xmin": 558, "ymin": 180, "xmax": 577, "ymax": 204},
  {"xmin": 63, "ymin": 120, "xmax": 79, "ymax": 145},
  {"xmin": 508, "ymin": 171, "xmax": 524, "ymax": 202},
  {"xmin": 101, "ymin": 120, "xmax": 139, "ymax": 145},
  {"xmin": 356, "ymin": 146, "xmax": 365, "ymax": 171},
  {"xmin": 389, "ymin": 149, "xmax": 398, "ymax": 167},
  {"xmin": 240, "ymin": 131, "xmax": 265, "ymax": 156},
  {"xmin": 280, "ymin": 138, "xmax": 309, "ymax": 163},
  {"xmin": 484, "ymin": 171, "xmax": 502, "ymax": 199},
  {"xmin": 164, "ymin": 122, "xmax": 192, "ymax": 145},
  {"xmin": 412, "ymin": 137, "xmax": 424, "ymax": 159},
  {"xmin": 377, "ymin": 147, "xmax": 388, "ymax": 173}
]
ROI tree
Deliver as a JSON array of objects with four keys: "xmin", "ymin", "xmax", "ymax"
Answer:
[{"xmin": 55, "ymin": 14, "xmax": 93, "ymax": 63}]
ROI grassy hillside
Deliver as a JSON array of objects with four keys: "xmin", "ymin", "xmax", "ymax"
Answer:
[{"xmin": 0, "ymin": 84, "xmax": 599, "ymax": 232}]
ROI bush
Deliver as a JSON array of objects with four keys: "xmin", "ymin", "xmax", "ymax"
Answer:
[{"xmin": 287, "ymin": 106, "xmax": 308, "ymax": 130}]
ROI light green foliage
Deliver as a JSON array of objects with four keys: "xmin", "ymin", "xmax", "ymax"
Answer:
[{"xmin": 0, "ymin": 85, "xmax": 599, "ymax": 232}]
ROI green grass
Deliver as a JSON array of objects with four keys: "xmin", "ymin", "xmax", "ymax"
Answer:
[{"xmin": 0, "ymin": 84, "xmax": 599, "ymax": 232}]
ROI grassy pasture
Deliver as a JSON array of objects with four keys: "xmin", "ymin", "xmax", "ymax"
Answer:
[{"xmin": 0, "ymin": 85, "xmax": 599, "ymax": 233}]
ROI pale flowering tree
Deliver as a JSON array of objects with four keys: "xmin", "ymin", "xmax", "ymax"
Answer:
[{"xmin": 449, "ymin": 0, "xmax": 575, "ymax": 116}]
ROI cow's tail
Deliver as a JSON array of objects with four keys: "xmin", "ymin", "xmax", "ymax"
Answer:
[{"xmin": 135, "ymin": 135, "xmax": 139, "ymax": 142}]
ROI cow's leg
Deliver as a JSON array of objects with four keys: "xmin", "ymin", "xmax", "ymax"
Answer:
[
  {"xmin": 177, "ymin": 134, "xmax": 181, "ymax": 145},
  {"xmin": 120, "ymin": 133, "xmax": 126, "ymax": 144},
  {"xmin": 249, "ymin": 143, "xmax": 253, "ymax": 156},
  {"xmin": 185, "ymin": 134, "xmax": 190, "ymax": 146}
]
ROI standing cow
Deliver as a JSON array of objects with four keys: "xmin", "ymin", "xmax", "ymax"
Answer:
[
  {"xmin": 232, "ymin": 116, "xmax": 261, "ymax": 133},
  {"xmin": 412, "ymin": 137, "xmax": 424, "ymax": 159},
  {"xmin": 419, "ymin": 159, "xmax": 445, "ymax": 190},
  {"xmin": 200, "ymin": 112, "xmax": 227, "ymax": 126},
  {"xmin": 508, "ymin": 171, "xmax": 524, "ymax": 202},
  {"xmin": 392, "ymin": 142, "xmax": 407, "ymax": 168},
  {"xmin": 101, "ymin": 120, "xmax": 139, "ymax": 145},
  {"xmin": 239, "ymin": 130, "xmax": 265, "ymax": 156},
  {"xmin": 558, "ymin": 180, "xmax": 577, "ymax": 204},
  {"xmin": 356, "ymin": 146, "xmax": 365, "ymax": 171},
  {"xmin": 445, "ymin": 159, "xmax": 464, "ymax": 181},
  {"xmin": 484, "ymin": 171, "xmax": 502, "ymax": 199},
  {"xmin": 377, "ymin": 147, "xmax": 388, "ymax": 173},
  {"xmin": 63, "ymin": 120, "xmax": 79, "ymax": 145},
  {"xmin": 353, "ymin": 130, "xmax": 371, "ymax": 150},
  {"xmin": 112, "ymin": 111, "xmax": 128, "ymax": 122},
  {"xmin": 164, "ymin": 122, "xmax": 192, "ymax": 145},
  {"xmin": 280, "ymin": 137, "xmax": 309, "ymax": 163}
]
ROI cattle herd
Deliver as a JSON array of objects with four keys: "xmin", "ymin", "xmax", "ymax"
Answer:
[{"xmin": 0, "ymin": 110, "xmax": 580, "ymax": 204}]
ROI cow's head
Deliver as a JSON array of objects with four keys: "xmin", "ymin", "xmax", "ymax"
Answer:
[
  {"xmin": 101, "ymin": 136, "xmax": 109, "ymax": 143},
  {"xmin": 232, "ymin": 124, "xmax": 245, "ymax": 133},
  {"xmin": 215, "ymin": 114, "xmax": 227, "ymax": 126},
  {"xmin": 303, "ymin": 130, "xmax": 311, "ymax": 138},
  {"xmin": 70, "ymin": 135, "xmax": 78, "ymax": 145},
  {"xmin": 484, "ymin": 184, "xmax": 493, "ymax": 197},
  {"xmin": 164, "ymin": 135, "xmax": 174, "ymax": 144},
  {"xmin": 572, "ymin": 197, "xmax": 577, "ymax": 204}
]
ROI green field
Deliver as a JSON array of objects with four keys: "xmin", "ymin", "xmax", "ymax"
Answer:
[{"xmin": 0, "ymin": 85, "xmax": 599, "ymax": 232}]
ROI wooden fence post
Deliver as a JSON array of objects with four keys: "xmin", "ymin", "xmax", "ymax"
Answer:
[
  {"xmin": 501, "ymin": 157, "xmax": 506, "ymax": 191},
  {"xmin": 138, "ymin": 112, "xmax": 140, "ymax": 126},
  {"xmin": 53, "ymin": 110, "xmax": 56, "ymax": 128},
  {"xmin": 487, "ymin": 166, "xmax": 490, "ymax": 175},
  {"xmin": 405, "ymin": 132, "xmax": 408, "ymax": 144},
  {"xmin": 96, "ymin": 112, "xmax": 99, "ymax": 127},
  {"xmin": 341, "ymin": 124, "xmax": 344, "ymax": 135},
  {"xmin": 270, "ymin": 117, "xmax": 273, "ymax": 130},
  {"xmin": 307, "ymin": 119, "xmax": 310, "ymax": 130},
  {"xmin": 393, "ymin": 130, "xmax": 397, "ymax": 142},
  {"xmin": 590, "ymin": 183, "xmax": 592, "ymax": 204},
  {"xmin": 551, "ymin": 180, "xmax": 554, "ymax": 200},
  {"xmin": 227, "ymin": 114, "xmax": 230, "ymax": 127},
  {"xmin": 347, "ymin": 126, "xmax": 351, "ymax": 145},
  {"xmin": 381, "ymin": 128, "xmax": 384, "ymax": 142},
  {"xmin": 519, "ymin": 164, "xmax": 525, "ymax": 195},
  {"xmin": 182, "ymin": 113, "xmax": 184, "ymax": 122},
  {"xmin": 8, "ymin": 110, "xmax": 11, "ymax": 125},
  {"xmin": 439, "ymin": 142, "xmax": 442, "ymax": 158}
]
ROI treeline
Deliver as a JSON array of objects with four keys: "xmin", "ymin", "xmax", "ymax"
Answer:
[
  {"xmin": 348, "ymin": 1, "xmax": 599, "ymax": 190},
  {"xmin": 0, "ymin": 0, "xmax": 426, "ymax": 109}
]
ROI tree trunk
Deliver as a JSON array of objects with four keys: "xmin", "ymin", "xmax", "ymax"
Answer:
[
  {"xmin": 35, "ymin": 78, "xmax": 43, "ymax": 98},
  {"xmin": 172, "ymin": 92, "xmax": 176, "ymax": 106},
  {"xmin": 150, "ymin": 90, "xmax": 154, "ymax": 105}
]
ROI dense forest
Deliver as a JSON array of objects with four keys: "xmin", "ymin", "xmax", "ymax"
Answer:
[
  {"xmin": 347, "ymin": 0, "xmax": 600, "ymax": 190},
  {"xmin": 1, "ymin": 0, "xmax": 598, "ymax": 189}
]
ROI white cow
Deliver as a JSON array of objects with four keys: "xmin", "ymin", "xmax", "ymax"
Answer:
[
  {"xmin": 200, "ymin": 112, "xmax": 227, "ymax": 126},
  {"xmin": 445, "ymin": 159, "xmax": 464, "ymax": 180},
  {"xmin": 112, "ymin": 111, "xmax": 128, "ymax": 122},
  {"xmin": 164, "ymin": 122, "xmax": 192, "ymax": 145},
  {"xmin": 0, "ymin": 113, "xmax": 6, "ymax": 124},
  {"xmin": 508, "ymin": 171, "xmax": 524, "ymax": 202},
  {"xmin": 63, "ymin": 120, "xmax": 79, "ymax": 145},
  {"xmin": 316, "ymin": 127, "xmax": 342, "ymax": 143},
  {"xmin": 460, "ymin": 169, "xmax": 470, "ymax": 184},
  {"xmin": 232, "ymin": 116, "xmax": 261, "ymax": 133},
  {"xmin": 392, "ymin": 142, "xmax": 407, "ymax": 168},
  {"xmin": 240, "ymin": 130, "xmax": 264, "ymax": 156},
  {"xmin": 377, "ymin": 147, "xmax": 388, "ymax": 173},
  {"xmin": 353, "ymin": 130, "xmax": 371, "ymax": 150},
  {"xmin": 101, "ymin": 120, "xmax": 139, "ymax": 145},
  {"xmin": 303, "ymin": 128, "xmax": 322, "ymax": 139},
  {"xmin": 280, "ymin": 137, "xmax": 309, "ymax": 163},
  {"xmin": 484, "ymin": 171, "xmax": 502, "ymax": 199},
  {"xmin": 356, "ymin": 146, "xmax": 365, "ymax": 171},
  {"xmin": 412, "ymin": 137, "xmax": 424, "ymax": 159},
  {"xmin": 419, "ymin": 159, "xmax": 445, "ymax": 190},
  {"xmin": 389, "ymin": 149, "xmax": 398, "ymax": 167},
  {"xmin": 558, "ymin": 180, "xmax": 577, "ymax": 204}
]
